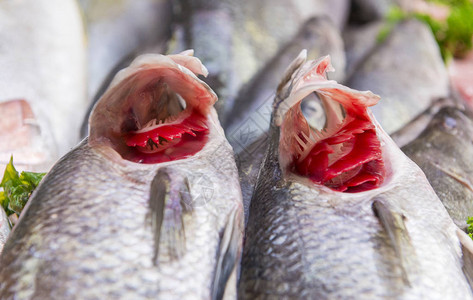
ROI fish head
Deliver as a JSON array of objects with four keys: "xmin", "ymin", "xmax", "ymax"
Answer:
[
  {"xmin": 274, "ymin": 51, "xmax": 386, "ymax": 193},
  {"xmin": 89, "ymin": 50, "xmax": 219, "ymax": 164}
]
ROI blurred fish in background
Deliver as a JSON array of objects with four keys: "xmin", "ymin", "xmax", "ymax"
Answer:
[
  {"xmin": 0, "ymin": 0, "xmax": 87, "ymax": 173},
  {"xmin": 79, "ymin": 0, "xmax": 173, "ymax": 136},
  {"xmin": 344, "ymin": 18, "xmax": 450, "ymax": 134},
  {"xmin": 403, "ymin": 107, "xmax": 473, "ymax": 230},
  {"xmin": 170, "ymin": 0, "xmax": 350, "ymax": 125}
]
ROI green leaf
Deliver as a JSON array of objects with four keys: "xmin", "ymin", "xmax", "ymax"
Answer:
[
  {"xmin": 20, "ymin": 171, "xmax": 46, "ymax": 188},
  {"xmin": 8, "ymin": 185, "xmax": 31, "ymax": 215},
  {"xmin": 467, "ymin": 217, "xmax": 473, "ymax": 241},
  {"xmin": 0, "ymin": 156, "xmax": 20, "ymax": 188},
  {"xmin": 0, "ymin": 156, "xmax": 46, "ymax": 217}
]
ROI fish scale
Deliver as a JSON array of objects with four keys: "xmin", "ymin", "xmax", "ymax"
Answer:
[{"xmin": 0, "ymin": 139, "xmax": 236, "ymax": 299}]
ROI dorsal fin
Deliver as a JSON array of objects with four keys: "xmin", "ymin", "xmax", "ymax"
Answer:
[
  {"xmin": 456, "ymin": 228, "xmax": 473, "ymax": 289},
  {"xmin": 148, "ymin": 167, "xmax": 191, "ymax": 264},
  {"xmin": 372, "ymin": 199, "xmax": 418, "ymax": 286},
  {"xmin": 211, "ymin": 207, "xmax": 243, "ymax": 300}
]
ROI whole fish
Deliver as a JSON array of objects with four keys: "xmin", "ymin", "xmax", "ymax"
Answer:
[
  {"xmin": 172, "ymin": 0, "xmax": 350, "ymax": 123},
  {"xmin": 0, "ymin": 207, "xmax": 9, "ymax": 255},
  {"xmin": 0, "ymin": 51, "xmax": 243, "ymax": 299},
  {"xmin": 402, "ymin": 107, "xmax": 473, "ymax": 230},
  {"xmin": 239, "ymin": 52, "xmax": 473, "ymax": 298},
  {"xmin": 0, "ymin": 0, "xmax": 87, "ymax": 173},
  {"xmin": 345, "ymin": 19, "xmax": 449, "ymax": 134}
]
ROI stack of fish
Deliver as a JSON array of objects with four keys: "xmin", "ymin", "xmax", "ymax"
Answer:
[{"xmin": 1, "ymin": 0, "xmax": 473, "ymax": 299}]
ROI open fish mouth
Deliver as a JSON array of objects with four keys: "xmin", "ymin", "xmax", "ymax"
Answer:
[
  {"xmin": 89, "ymin": 51, "xmax": 217, "ymax": 164},
  {"xmin": 276, "ymin": 53, "xmax": 385, "ymax": 192}
]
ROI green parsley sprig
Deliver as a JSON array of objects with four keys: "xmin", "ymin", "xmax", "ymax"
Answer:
[
  {"xmin": 467, "ymin": 216, "xmax": 473, "ymax": 239},
  {"xmin": 0, "ymin": 156, "xmax": 46, "ymax": 218}
]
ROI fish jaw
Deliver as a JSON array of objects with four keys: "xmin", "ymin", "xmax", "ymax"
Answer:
[
  {"xmin": 275, "ymin": 53, "xmax": 385, "ymax": 192},
  {"xmin": 89, "ymin": 51, "xmax": 218, "ymax": 164}
]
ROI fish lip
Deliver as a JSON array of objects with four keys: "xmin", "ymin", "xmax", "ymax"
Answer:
[
  {"xmin": 276, "ymin": 52, "xmax": 385, "ymax": 192},
  {"xmin": 88, "ymin": 51, "xmax": 217, "ymax": 163}
]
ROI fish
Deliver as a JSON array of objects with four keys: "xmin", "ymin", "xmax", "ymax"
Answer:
[
  {"xmin": 0, "ymin": 51, "xmax": 244, "ymax": 299},
  {"xmin": 79, "ymin": 0, "xmax": 173, "ymax": 102},
  {"xmin": 402, "ymin": 107, "xmax": 473, "ymax": 230},
  {"xmin": 78, "ymin": 0, "xmax": 173, "ymax": 137},
  {"xmin": 345, "ymin": 19, "xmax": 449, "ymax": 134},
  {"xmin": 0, "ymin": 207, "xmax": 10, "ymax": 255},
  {"xmin": 172, "ymin": 0, "xmax": 350, "ymax": 123},
  {"xmin": 225, "ymin": 17, "xmax": 346, "ymax": 224},
  {"xmin": 238, "ymin": 52, "xmax": 473, "ymax": 298},
  {"xmin": 0, "ymin": 0, "xmax": 87, "ymax": 173},
  {"xmin": 390, "ymin": 96, "xmax": 462, "ymax": 147},
  {"xmin": 343, "ymin": 21, "xmax": 384, "ymax": 77}
]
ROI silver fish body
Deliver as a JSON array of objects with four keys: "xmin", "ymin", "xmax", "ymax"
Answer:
[
  {"xmin": 0, "ymin": 0, "xmax": 87, "ymax": 173},
  {"xmin": 345, "ymin": 19, "xmax": 449, "ymax": 134},
  {"xmin": 0, "ymin": 52, "xmax": 243, "ymax": 299},
  {"xmin": 402, "ymin": 107, "xmax": 473, "ymax": 230},
  {"xmin": 239, "ymin": 53, "xmax": 473, "ymax": 298},
  {"xmin": 390, "ymin": 96, "xmax": 463, "ymax": 147}
]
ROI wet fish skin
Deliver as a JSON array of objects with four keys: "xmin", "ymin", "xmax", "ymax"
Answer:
[
  {"xmin": 0, "ymin": 53, "xmax": 243, "ymax": 299},
  {"xmin": 402, "ymin": 107, "xmax": 473, "ymax": 230},
  {"xmin": 0, "ymin": 0, "xmax": 87, "ymax": 172},
  {"xmin": 345, "ymin": 19, "xmax": 449, "ymax": 134},
  {"xmin": 0, "ymin": 207, "xmax": 9, "ymax": 255},
  {"xmin": 239, "ymin": 54, "xmax": 473, "ymax": 298}
]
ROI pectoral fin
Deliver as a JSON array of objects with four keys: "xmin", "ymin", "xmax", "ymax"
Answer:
[
  {"xmin": 211, "ymin": 207, "xmax": 243, "ymax": 300},
  {"xmin": 149, "ymin": 167, "xmax": 191, "ymax": 264},
  {"xmin": 372, "ymin": 199, "xmax": 417, "ymax": 286}
]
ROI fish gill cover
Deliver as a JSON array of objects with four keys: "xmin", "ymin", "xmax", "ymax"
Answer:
[
  {"xmin": 277, "ymin": 54, "xmax": 385, "ymax": 192},
  {"xmin": 89, "ymin": 51, "xmax": 217, "ymax": 164}
]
